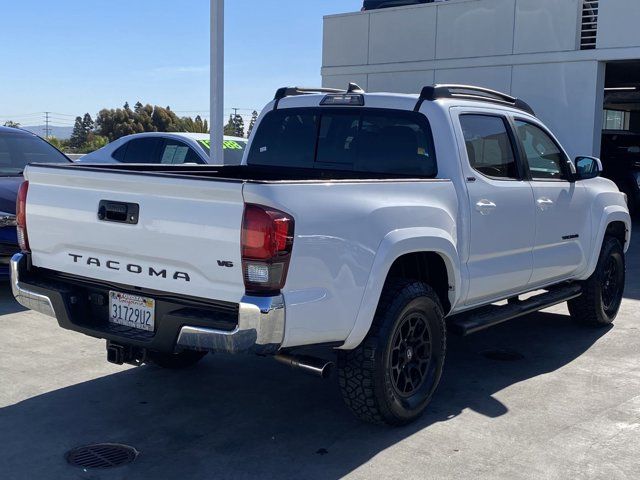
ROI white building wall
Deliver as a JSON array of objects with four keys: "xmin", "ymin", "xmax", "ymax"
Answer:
[
  {"xmin": 511, "ymin": 61, "xmax": 604, "ymax": 157},
  {"xmin": 322, "ymin": 0, "xmax": 640, "ymax": 158},
  {"xmin": 597, "ymin": 0, "xmax": 640, "ymax": 49}
]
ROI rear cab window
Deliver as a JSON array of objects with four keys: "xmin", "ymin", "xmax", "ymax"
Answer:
[{"xmin": 247, "ymin": 108, "xmax": 437, "ymax": 177}]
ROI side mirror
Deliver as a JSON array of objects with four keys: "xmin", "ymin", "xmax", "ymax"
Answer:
[{"xmin": 574, "ymin": 156, "xmax": 602, "ymax": 180}]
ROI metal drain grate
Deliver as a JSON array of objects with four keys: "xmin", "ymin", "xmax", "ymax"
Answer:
[
  {"xmin": 481, "ymin": 349, "xmax": 524, "ymax": 362},
  {"xmin": 66, "ymin": 443, "xmax": 138, "ymax": 469}
]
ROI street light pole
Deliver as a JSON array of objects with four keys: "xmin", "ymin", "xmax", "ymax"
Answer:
[{"xmin": 210, "ymin": 0, "xmax": 224, "ymax": 164}]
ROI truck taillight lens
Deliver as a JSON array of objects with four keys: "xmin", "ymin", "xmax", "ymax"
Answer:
[
  {"xmin": 16, "ymin": 181, "xmax": 29, "ymax": 252},
  {"xmin": 241, "ymin": 204, "xmax": 294, "ymax": 293}
]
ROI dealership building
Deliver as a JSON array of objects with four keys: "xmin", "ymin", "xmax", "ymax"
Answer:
[{"xmin": 322, "ymin": 0, "xmax": 640, "ymax": 160}]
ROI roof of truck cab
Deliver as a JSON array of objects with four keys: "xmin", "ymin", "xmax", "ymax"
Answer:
[{"xmin": 269, "ymin": 91, "xmax": 537, "ymax": 119}]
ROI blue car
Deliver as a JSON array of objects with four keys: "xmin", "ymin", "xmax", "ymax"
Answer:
[{"xmin": 0, "ymin": 126, "xmax": 69, "ymax": 277}]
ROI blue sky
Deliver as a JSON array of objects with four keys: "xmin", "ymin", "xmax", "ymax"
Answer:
[{"xmin": 0, "ymin": 0, "xmax": 362, "ymax": 128}]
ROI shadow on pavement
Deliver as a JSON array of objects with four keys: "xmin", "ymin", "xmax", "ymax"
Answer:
[
  {"xmin": 0, "ymin": 311, "xmax": 610, "ymax": 480},
  {"xmin": 0, "ymin": 283, "xmax": 26, "ymax": 315}
]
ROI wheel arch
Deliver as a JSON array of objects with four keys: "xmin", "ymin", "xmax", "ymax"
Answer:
[
  {"xmin": 339, "ymin": 227, "xmax": 460, "ymax": 350},
  {"xmin": 580, "ymin": 206, "xmax": 631, "ymax": 280}
]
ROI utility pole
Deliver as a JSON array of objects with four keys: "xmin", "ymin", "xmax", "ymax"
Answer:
[
  {"xmin": 210, "ymin": 0, "xmax": 224, "ymax": 164},
  {"xmin": 44, "ymin": 112, "xmax": 51, "ymax": 139}
]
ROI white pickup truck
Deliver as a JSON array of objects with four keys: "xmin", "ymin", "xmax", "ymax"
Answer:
[{"xmin": 12, "ymin": 84, "xmax": 630, "ymax": 425}]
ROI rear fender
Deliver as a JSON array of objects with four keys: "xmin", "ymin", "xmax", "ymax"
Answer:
[{"xmin": 339, "ymin": 227, "xmax": 460, "ymax": 350}]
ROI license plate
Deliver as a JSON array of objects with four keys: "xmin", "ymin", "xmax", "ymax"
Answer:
[{"xmin": 109, "ymin": 291, "xmax": 155, "ymax": 332}]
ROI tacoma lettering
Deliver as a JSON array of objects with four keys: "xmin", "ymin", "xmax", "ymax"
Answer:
[{"xmin": 68, "ymin": 253, "xmax": 190, "ymax": 282}]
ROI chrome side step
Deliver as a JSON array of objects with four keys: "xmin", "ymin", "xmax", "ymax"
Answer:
[{"xmin": 449, "ymin": 284, "xmax": 583, "ymax": 336}]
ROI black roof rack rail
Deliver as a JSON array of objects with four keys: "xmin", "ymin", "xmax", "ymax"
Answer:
[
  {"xmin": 414, "ymin": 84, "xmax": 536, "ymax": 116},
  {"xmin": 273, "ymin": 83, "xmax": 365, "ymax": 109}
]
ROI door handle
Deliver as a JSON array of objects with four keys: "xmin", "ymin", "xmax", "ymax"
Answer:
[
  {"xmin": 475, "ymin": 199, "xmax": 497, "ymax": 215},
  {"xmin": 536, "ymin": 197, "xmax": 554, "ymax": 211}
]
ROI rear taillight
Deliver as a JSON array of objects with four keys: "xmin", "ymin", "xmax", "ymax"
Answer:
[
  {"xmin": 241, "ymin": 204, "xmax": 294, "ymax": 293},
  {"xmin": 16, "ymin": 181, "xmax": 29, "ymax": 252}
]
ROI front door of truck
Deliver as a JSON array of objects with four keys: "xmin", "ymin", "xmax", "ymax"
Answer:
[
  {"xmin": 456, "ymin": 111, "xmax": 536, "ymax": 306},
  {"xmin": 512, "ymin": 119, "xmax": 590, "ymax": 285}
]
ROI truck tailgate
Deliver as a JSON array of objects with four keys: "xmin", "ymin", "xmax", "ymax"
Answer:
[{"xmin": 24, "ymin": 165, "xmax": 246, "ymax": 303}]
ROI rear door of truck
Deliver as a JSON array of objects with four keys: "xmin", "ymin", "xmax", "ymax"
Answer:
[{"xmin": 23, "ymin": 164, "xmax": 247, "ymax": 303}]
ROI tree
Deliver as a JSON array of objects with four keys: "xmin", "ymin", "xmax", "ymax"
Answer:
[
  {"xmin": 47, "ymin": 137, "xmax": 69, "ymax": 151},
  {"xmin": 223, "ymin": 114, "xmax": 236, "ymax": 136},
  {"xmin": 151, "ymin": 106, "xmax": 181, "ymax": 132},
  {"xmin": 232, "ymin": 113, "xmax": 245, "ymax": 137},
  {"xmin": 3, "ymin": 120, "xmax": 20, "ymax": 128},
  {"xmin": 96, "ymin": 101, "xmax": 212, "ymax": 140},
  {"xmin": 247, "ymin": 110, "xmax": 258, "ymax": 138},
  {"xmin": 182, "ymin": 115, "xmax": 209, "ymax": 133},
  {"xmin": 69, "ymin": 116, "xmax": 85, "ymax": 149},
  {"xmin": 81, "ymin": 113, "xmax": 94, "ymax": 136},
  {"xmin": 79, "ymin": 133, "xmax": 108, "ymax": 154}
]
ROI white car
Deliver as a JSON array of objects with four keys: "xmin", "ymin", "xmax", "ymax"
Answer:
[
  {"xmin": 12, "ymin": 84, "xmax": 630, "ymax": 425},
  {"xmin": 77, "ymin": 132, "xmax": 247, "ymax": 165}
]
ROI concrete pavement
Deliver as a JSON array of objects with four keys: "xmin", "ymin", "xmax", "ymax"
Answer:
[{"xmin": 1, "ymin": 237, "xmax": 640, "ymax": 479}]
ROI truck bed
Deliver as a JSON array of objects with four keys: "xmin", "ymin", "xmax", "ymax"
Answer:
[{"xmin": 32, "ymin": 162, "xmax": 444, "ymax": 183}]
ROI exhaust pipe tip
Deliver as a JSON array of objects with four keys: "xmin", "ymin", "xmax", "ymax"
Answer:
[
  {"xmin": 319, "ymin": 361, "xmax": 334, "ymax": 379},
  {"xmin": 275, "ymin": 353, "xmax": 335, "ymax": 379}
]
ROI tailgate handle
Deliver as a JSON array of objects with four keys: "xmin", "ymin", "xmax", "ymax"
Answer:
[{"xmin": 98, "ymin": 200, "xmax": 139, "ymax": 225}]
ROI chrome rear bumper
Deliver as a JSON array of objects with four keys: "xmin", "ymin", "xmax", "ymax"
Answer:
[
  {"xmin": 10, "ymin": 252, "xmax": 285, "ymax": 354},
  {"xmin": 10, "ymin": 253, "xmax": 55, "ymax": 317},
  {"xmin": 176, "ymin": 295, "xmax": 285, "ymax": 354}
]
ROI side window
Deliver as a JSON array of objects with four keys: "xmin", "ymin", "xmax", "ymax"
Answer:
[
  {"xmin": 356, "ymin": 113, "xmax": 437, "ymax": 176},
  {"xmin": 122, "ymin": 138, "xmax": 162, "ymax": 163},
  {"xmin": 159, "ymin": 140, "xmax": 203, "ymax": 164},
  {"xmin": 515, "ymin": 120, "xmax": 567, "ymax": 180},
  {"xmin": 112, "ymin": 144, "xmax": 127, "ymax": 162},
  {"xmin": 460, "ymin": 115, "xmax": 519, "ymax": 180}
]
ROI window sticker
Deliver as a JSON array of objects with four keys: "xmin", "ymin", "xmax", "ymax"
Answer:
[{"xmin": 198, "ymin": 139, "xmax": 244, "ymax": 150}]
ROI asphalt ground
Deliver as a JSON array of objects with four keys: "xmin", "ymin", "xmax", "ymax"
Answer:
[{"xmin": 1, "ymin": 233, "xmax": 639, "ymax": 479}]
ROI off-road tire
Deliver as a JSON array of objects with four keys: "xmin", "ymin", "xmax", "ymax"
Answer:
[
  {"xmin": 337, "ymin": 280, "xmax": 446, "ymax": 426},
  {"xmin": 568, "ymin": 236, "xmax": 625, "ymax": 326},
  {"xmin": 148, "ymin": 350, "xmax": 208, "ymax": 369}
]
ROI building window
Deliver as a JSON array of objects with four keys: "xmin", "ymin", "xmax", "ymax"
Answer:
[{"xmin": 603, "ymin": 110, "xmax": 631, "ymax": 131}]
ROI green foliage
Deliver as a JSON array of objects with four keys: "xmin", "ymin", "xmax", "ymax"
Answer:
[
  {"xmin": 47, "ymin": 136, "xmax": 69, "ymax": 151},
  {"xmin": 69, "ymin": 113, "xmax": 97, "ymax": 151},
  {"xmin": 96, "ymin": 101, "xmax": 210, "ymax": 141},
  {"xmin": 223, "ymin": 114, "xmax": 235, "ymax": 136},
  {"xmin": 233, "ymin": 113, "xmax": 245, "ymax": 138},
  {"xmin": 223, "ymin": 113, "xmax": 245, "ymax": 137},
  {"xmin": 247, "ymin": 110, "xmax": 259, "ymax": 138},
  {"xmin": 59, "ymin": 101, "xmax": 243, "ymax": 154},
  {"xmin": 3, "ymin": 120, "xmax": 20, "ymax": 128},
  {"xmin": 182, "ymin": 115, "xmax": 209, "ymax": 133},
  {"xmin": 77, "ymin": 134, "xmax": 108, "ymax": 154}
]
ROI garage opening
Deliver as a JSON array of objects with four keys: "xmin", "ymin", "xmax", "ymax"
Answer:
[{"xmin": 601, "ymin": 60, "xmax": 640, "ymax": 214}]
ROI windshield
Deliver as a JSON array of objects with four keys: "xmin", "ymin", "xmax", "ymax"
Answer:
[
  {"xmin": 0, "ymin": 132, "xmax": 68, "ymax": 176},
  {"xmin": 198, "ymin": 139, "xmax": 248, "ymax": 165}
]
